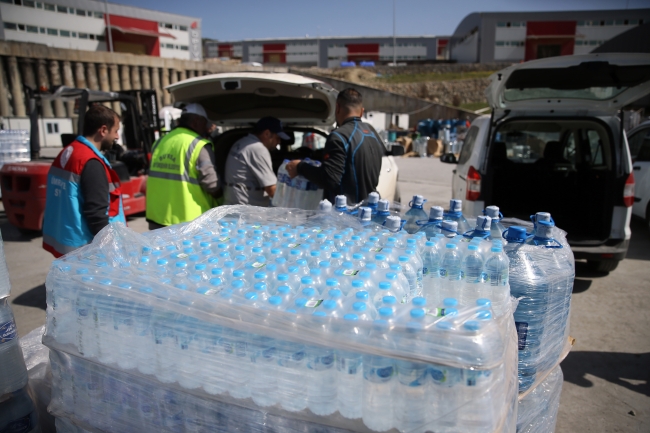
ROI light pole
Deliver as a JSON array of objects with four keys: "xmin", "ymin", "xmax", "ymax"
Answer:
[
  {"xmin": 392, "ymin": 0, "xmax": 396, "ymax": 66},
  {"xmin": 104, "ymin": 0, "xmax": 113, "ymax": 53}
]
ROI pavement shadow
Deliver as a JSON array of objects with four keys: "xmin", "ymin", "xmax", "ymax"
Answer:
[
  {"xmin": 12, "ymin": 283, "xmax": 46, "ymax": 310},
  {"xmin": 572, "ymin": 278, "xmax": 592, "ymax": 294},
  {"xmin": 561, "ymin": 351, "xmax": 650, "ymax": 397},
  {"xmin": 626, "ymin": 218, "xmax": 650, "ymax": 261},
  {"xmin": 0, "ymin": 216, "xmax": 41, "ymax": 243}
]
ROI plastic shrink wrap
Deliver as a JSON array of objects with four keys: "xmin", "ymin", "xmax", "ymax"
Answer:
[
  {"xmin": 516, "ymin": 366, "xmax": 563, "ymax": 433},
  {"xmin": 0, "ymin": 231, "xmax": 11, "ymax": 299},
  {"xmin": 502, "ymin": 218, "xmax": 574, "ymax": 393},
  {"xmin": 42, "ymin": 205, "xmax": 520, "ymax": 433}
]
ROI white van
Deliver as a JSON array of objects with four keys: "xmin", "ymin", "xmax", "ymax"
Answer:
[{"xmin": 441, "ymin": 54, "xmax": 650, "ymax": 272}]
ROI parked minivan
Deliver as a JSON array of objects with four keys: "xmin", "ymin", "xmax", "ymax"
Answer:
[{"xmin": 442, "ymin": 54, "xmax": 650, "ymax": 272}]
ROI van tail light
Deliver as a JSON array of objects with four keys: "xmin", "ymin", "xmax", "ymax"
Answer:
[
  {"xmin": 623, "ymin": 172, "xmax": 635, "ymax": 207},
  {"xmin": 466, "ymin": 166, "xmax": 481, "ymax": 201}
]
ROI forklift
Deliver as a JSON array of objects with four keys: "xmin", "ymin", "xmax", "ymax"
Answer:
[{"xmin": 0, "ymin": 86, "xmax": 161, "ymax": 232}]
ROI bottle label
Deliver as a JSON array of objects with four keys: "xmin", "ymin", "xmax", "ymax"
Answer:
[
  {"xmin": 423, "ymin": 266, "xmax": 428, "ymax": 276},
  {"xmin": 365, "ymin": 365, "xmax": 395, "ymax": 382},
  {"xmin": 219, "ymin": 236, "xmax": 230, "ymax": 242},
  {"xmin": 439, "ymin": 268, "xmax": 448, "ymax": 278},
  {"xmin": 0, "ymin": 319, "xmax": 18, "ymax": 344},
  {"xmin": 312, "ymin": 229, "xmax": 323, "ymax": 233},
  {"xmin": 287, "ymin": 243, "xmax": 301, "ymax": 249},
  {"xmin": 177, "ymin": 253, "xmax": 189, "ymax": 259},
  {"xmin": 369, "ymin": 247, "xmax": 383, "ymax": 252},
  {"xmin": 305, "ymin": 299, "xmax": 323, "ymax": 308},
  {"xmin": 338, "ymin": 356, "xmax": 361, "ymax": 375},
  {"xmin": 252, "ymin": 225, "xmax": 261, "ymax": 229},
  {"xmin": 343, "ymin": 269, "xmax": 359, "ymax": 276},
  {"xmin": 426, "ymin": 308, "xmax": 445, "ymax": 317},
  {"xmin": 515, "ymin": 322, "xmax": 528, "ymax": 350},
  {"xmin": 252, "ymin": 262, "xmax": 265, "ymax": 269}
]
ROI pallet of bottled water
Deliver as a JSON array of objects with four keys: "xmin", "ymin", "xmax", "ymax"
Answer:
[
  {"xmin": 0, "ymin": 130, "xmax": 30, "ymax": 165},
  {"xmin": 43, "ymin": 205, "xmax": 519, "ymax": 433},
  {"xmin": 0, "ymin": 231, "xmax": 13, "ymax": 299},
  {"xmin": 516, "ymin": 365, "xmax": 563, "ymax": 433},
  {"xmin": 273, "ymin": 159, "xmax": 324, "ymax": 210}
]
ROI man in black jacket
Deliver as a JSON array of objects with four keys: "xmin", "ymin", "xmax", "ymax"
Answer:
[{"xmin": 285, "ymin": 88, "xmax": 385, "ymax": 204}]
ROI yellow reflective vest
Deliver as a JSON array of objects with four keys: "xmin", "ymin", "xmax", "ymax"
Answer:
[{"xmin": 146, "ymin": 127, "xmax": 215, "ymax": 226}]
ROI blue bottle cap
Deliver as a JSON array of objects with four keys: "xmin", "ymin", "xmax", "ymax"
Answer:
[
  {"xmin": 506, "ymin": 226, "xmax": 528, "ymax": 241},
  {"xmin": 436, "ymin": 321, "xmax": 453, "ymax": 330},
  {"xmin": 254, "ymin": 272, "xmax": 267, "ymax": 279},
  {"xmin": 412, "ymin": 297, "xmax": 427, "ymax": 306},
  {"xmin": 310, "ymin": 268, "xmax": 321, "ymax": 276},
  {"xmin": 344, "ymin": 313, "xmax": 359, "ymax": 321},
  {"xmin": 218, "ymin": 289, "xmax": 233, "ymax": 298},
  {"xmin": 224, "ymin": 261, "xmax": 235, "ymax": 269},
  {"xmin": 398, "ymin": 256, "xmax": 409, "ymax": 262},
  {"xmin": 355, "ymin": 290, "xmax": 369, "ymax": 300},
  {"xmin": 288, "ymin": 266, "xmax": 299, "ymax": 273},
  {"xmin": 378, "ymin": 281, "xmax": 392, "ymax": 291},
  {"xmin": 476, "ymin": 298, "xmax": 491, "ymax": 307},
  {"xmin": 195, "ymin": 264, "xmax": 207, "ymax": 271},
  {"xmin": 310, "ymin": 250, "xmax": 321, "ymax": 257},
  {"xmin": 464, "ymin": 320, "xmax": 481, "ymax": 331},
  {"xmin": 254, "ymin": 282, "xmax": 267, "ymax": 291},
  {"xmin": 233, "ymin": 270, "xmax": 245, "ymax": 278},
  {"xmin": 477, "ymin": 310, "xmax": 492, "ymax": 320},
  {"xmin": 443, "ymin": 298, "xmax": 458, "ymax": 307},
  {"xmin": 182, "ymin": 240, "xmax": 192, "ymax": 246},
  {"xmin": 468, "ymin": 245, "xmax": 478, "ymax": 251},
  {"xmin": 383, "ymin": 296, "xmax": 397, "ymax": 305},
  {"xmin": 277, "ymin": 285, "xmax": 291, "ymax": 295},
  {"xmin": 410, "ymin": 308, "xmax": 425, "ymax": 319},
  {"xmin": 491, "ymin": 247, "xmax": 503, "ymax": 253},
  {"xmin": 301, "ymin": 276, "xmax": 313, "ymax": 285},
  {"xmin": 296, "ymin": 259, "xmax": 308, "ymax": 266},
  {"xmin": 209, "ymin": 277, "xmax": 223, "ymax": 286},
  {"xmin": 245, "ymin": 292, "xmax": 258, "ymax": 301},
  {"xmin": 326, "ymin": 279, "xmax": 339, "ymax": 287},
  {"xmin": 175, "ymin": 261, "xmax": 187, "ymax": 268},
  {"xmin": 231, "ymin": 280, "xmax": 244, "ymax": 289},
  {"xmin": 319, "ymin": 261, "xmax": 331, "ymax": 268},
  {"xmin": 322, "ymin": 299, "xmax": 337, "ymax": 310},
  {"xmin": 156, "ymin": 259, "xmax": 168, "ymax": 266},
  {"xmin": 268, "ymin": 296, "xmax": 282, "ymax": 306},
  {"xmin": 352, "ymin": 280, "xmax": 365, "ymax": 288},
  {"xmin": 294, "ymin": 298, "xmax": 307, "ymax": 308},
  {"xmin": 277, "ymin": 274, "xmax": 289, "ymax": 281},
  {"xmin": 353, "ymin": 302, "xmax": 367, "ymax": 312},
  {"xmin": 445, "ymin": 243, "xmax": 456, "ymax": 249},
  {"xmin": 444, "ymin": 308, "xmax": 458, "ymax": 317},
  {"xmin": 301, "ymin": 287, "xmax": 316, "ymax": 297},
  {"xmin": 378, "ymin": 307, "xmax": 394, "ymax": 318}
]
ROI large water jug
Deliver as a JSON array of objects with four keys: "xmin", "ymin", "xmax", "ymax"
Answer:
[
  {"xmin": 404, "ymin": 195, "xmax": 427, "ymax": 234},
  {"xmin": 484, "ymin": 205, "xmax": 506, "ymax": 240},
  {"xmin": 0, "ymin": 298, "xmax": 28, "ymax": 396},
  {"xmin": 444, "ymin": 199, "xmax": 470, "ymax": 234}
]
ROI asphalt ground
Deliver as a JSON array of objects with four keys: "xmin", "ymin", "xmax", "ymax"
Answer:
[{"xmin": 1, "ymin": 156, "xmax": 648, "ymax": 432}]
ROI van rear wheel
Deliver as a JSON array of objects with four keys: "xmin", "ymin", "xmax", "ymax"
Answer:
[{"xmin": 587, "ymin": 259, "xmax": 619, "ymax": 273}]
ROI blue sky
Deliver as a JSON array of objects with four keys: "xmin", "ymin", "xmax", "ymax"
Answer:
[{"xmin": 112, "ymin": 0, "xmax": 650, "ymax": 41}]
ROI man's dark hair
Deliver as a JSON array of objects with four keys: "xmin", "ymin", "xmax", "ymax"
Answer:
[
  {"xmin": 337, "ymin": 88, "xmax": 363, "ymax": 110},
  {"xmin": 83, "ymin": 105, "xmax": 119, "ymax": 136}
]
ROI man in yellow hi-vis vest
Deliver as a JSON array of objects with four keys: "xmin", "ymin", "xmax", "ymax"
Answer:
[{"xmin": 146, "ymin": 103, "xmax": 222, "ymax": 230}]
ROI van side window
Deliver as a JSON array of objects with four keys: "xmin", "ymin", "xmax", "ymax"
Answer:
[
  {"xmin": 564, "ymin": 133, "xmax": 577, "ymax": 165},
  {"xmin": 586, "ymin": 130, "xmax": 604, "ymax": 166},
  {"xmin": 635, "ymin": 133, "xmax": 650, "ymax": 162},
  {"xmin": 628, "ymin": 128, "xmax": 650, "ymax": 160},
  {"xmin": 458, "ymin": 126, "xmax": 479, "ymax": 165}
]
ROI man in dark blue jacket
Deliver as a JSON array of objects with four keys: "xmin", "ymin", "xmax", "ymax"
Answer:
[{"xmin": 285, "ymin": 88, "xmax": 385, "ymax": 204}]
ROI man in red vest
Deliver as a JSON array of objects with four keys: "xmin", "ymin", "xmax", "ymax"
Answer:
[{"xmin": 43, "ymin": 105, "xmax": 126, "ymax": 257}]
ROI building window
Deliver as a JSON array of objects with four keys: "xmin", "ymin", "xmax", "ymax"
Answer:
[
  {"xmin": 495, "ymin": 41, "xmax": 505, "ymax": 46},
  {"xmin": 47, "ymin": 28, "xmax": 57, "ymax": 35},
  {"xmin": 79, "ymin": 33, "xmax": 88, "ymax": 39},
  {"xmin": 179, "ymin": 25, "xmax": 188, "ymax": 31},
  {"xmin": 46, "ymin": 123, "xmax": 59, "ymax": 134},
  {"xmin": 96, "ymin": 35, "xmax": 105, "ymax": 42},
  {"xmin": 60, "ymin": 30, "xmax": 70, "ymax": 37},
  {"xmin": 614, "ymin": 20, "xmax": 625, "ymax": 25},
  {"xmin": 56, "ymin": 5, "xmax": 67, "ymax": 13},
  {"xmin": 71, "ymin": 31, "xmax": 76, "ymax": 37},
  {"xmin": 164, "ymin": 23, "xmax": 172, "ymax": 29},
  {"xmin": 0, "ymin": 0, "xmax": 13, "ymax": 4},
  {"xmin": 3, "ymin": 22, "xmax": 17, "ymax": 30},
  {"xmin": 17, "ymin": 24, "xmax": 25, "ymax": 31},
  {"xmin": 173, "ymin": 24, "xmax": 178, "ymax": 30},
  {"xmin": 76, "ymin": 8, "xmax": 86, "ymax": 16},
  {"xmin": 35, "ymin": 1, "xmax": 42, "ymax": 7},
  {"xmin": 23, "ymin": 0, "xmax": 35, "ymax": 7},
  {"xmin": 165, "ymin": 43, "xmax": 174, "ymax": 49},
  {"xmin": 497, "ymin": 22, "xmax": 506, "ymax": 27},
  {"xmin": 575, "ymin": 40, "xmax": 583, "ymax": 46},
  {"xmin": 43, "ymin": 2, "xmax": 53, "ymax": 10},
  {"xmin": 93, "ymin": 11, "xmax": 103, "ymax": 19},
  {"xmin": 26, "ymin": 25, "xmax": 38, "ymax": 33},
  {"xmin": 180, "ymin": 45, "xmax": 188, "ymax": 50}
]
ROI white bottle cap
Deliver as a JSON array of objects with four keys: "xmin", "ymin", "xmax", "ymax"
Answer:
[
  {"xmin": 485, "ymin": 205, "xmax": 500, "ymax": 219},
  {"xmin": 335, "ymin": 195, "xmax": 347, "ymax": 208},
  {"xmin": 358, "ymin": 207, "xmax": 372, "ymax": 222},
  {"xmin": 429, "ymin": 205, "xmax": 444, "ymax": 220},
  {"xmin": 441, "ymin": 220, "xmax": 458, "ymax": 233},
  {"xmin": 385, "ymin": 215, "xmax": 401, "ymax": 231},
  {"xmin": 318, "ymin": 199, "xmax": 332, "ymax": 212},
  {"xmin": 377, "ymin": 199, "xmax": 390, "ymax": 212},
  {"xmin": 367, "ymin": 192, "xmax": 380, "ymax": 204},
  {"xmin": 412, "ymin": 195, "xmax": 424, "ymax": 206},
  {"xmin": 535, "ymin": 212, "xmax": 552, "ymax": 223},
  {"xmin": 476, "ymin": 215, "xmax": 492, "ymax": 231},
  {"xmin": 449, "ymin": 199, "xmax": 463, "ymax": 213}
]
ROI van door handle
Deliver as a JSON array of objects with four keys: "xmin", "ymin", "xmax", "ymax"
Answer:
[
  {"xmin": 633, "ymin": 166, "xmax": 641, "ymax": 171},
  {"xmin": 453, "ymin": 169, "xmax": 457, "ymax": 174}
]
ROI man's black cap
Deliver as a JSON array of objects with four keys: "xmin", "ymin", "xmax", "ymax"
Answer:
[{"xmin": 256, "ymin": 116, "xmax": 289, "ymax": 140}]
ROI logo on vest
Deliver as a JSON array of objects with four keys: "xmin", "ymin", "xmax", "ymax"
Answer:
[
  {"xmin": 60, "ymin": 146, "xmax": 73, "ymax": 168},
  {"xmin": 153, "ymin": 154, "xmax": 180, "ymax": 171}
]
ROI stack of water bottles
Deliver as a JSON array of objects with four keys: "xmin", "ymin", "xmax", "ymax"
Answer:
[
  {"xmin": 0, "ymin": 232, "xmax": 42, "ymax": 432},
  {"xmin": 0, "ymin": 129, "xmax": 30, "ymax": 166},
  {"xmin": 273, "ymin": 159, "xmax": 324, "ymax": 210},
  {"xmin": 516, "ymin": 366, "xmax": 563, "ymax": 433},
  {"xmin": 43, "ymin": 205, "xmax": 519, "ymax": 433}
]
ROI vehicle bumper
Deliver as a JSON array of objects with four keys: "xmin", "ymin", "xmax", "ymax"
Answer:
[{"xmin": 570, "ymin": 239, "xmax": 630, "ymax": 262}]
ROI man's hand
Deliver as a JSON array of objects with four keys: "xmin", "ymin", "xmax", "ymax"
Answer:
[{"xmin": 285, "ymin": 159, "xmax": 301, "ymax": 178}]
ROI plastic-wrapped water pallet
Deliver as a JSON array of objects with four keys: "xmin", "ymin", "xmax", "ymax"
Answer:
[
  {"xmin": 516, "ymin": 365, "xmax": 563, "ymax": 433},
  {"xmin": 43, "ymin": 205, "xmax": 519, "ymax": 433},
  {"xmin": 0, "ymin": 231, "xmax": 13, "ymax": 299},
  {"xmin": 501, "ymin": 218, "xmax": 574, "ymax": 393}
]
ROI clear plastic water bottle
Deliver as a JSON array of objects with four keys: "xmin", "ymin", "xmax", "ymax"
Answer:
[
  {"xmin": 306, "ymin": 312, "xmax": 337, "ymax": 416},
  {"xmin": 358, "ymin": 206, "xmax": 373, "ymax": 227},
  {"xmin": 372, "ymin": 199, "xmax": 392, "ymax": 225},
  {"xmin": 276, "ymin": 333, "xmax": 307, "ymax": 412},
  {"xmin": 439, "ymin": 243, "xmax": 462, "ymax": 301},
  {"xmin": 0, "ymin": 298, "xmax": 28, "ymax": 395},
  {"xmin": 485, "ymin": 246, "xmax": 509, "ymax": 287},
  {"xmin": 421, "ymin": 241, "xmax": 442, "ymax": 305},
  {"xmin": 398, "ymin": 256, "xmax": 418, "ymax": 300},
  {"xmin": 362, "ymin": 308, "xmax": 396, "ymax": 432},
  {"xmin": 405, "ymin": 249, "xmax": 424, "ymax": 296},
  {"xmin": 464, "ymin": 215, "xmax": 492, "ymax": 240},
  {"xmin": 429, "ymin": 321, "xmax": 462, "ymax": 430},
  {"xmin": 404, "ymin": 195, "xmax": 428, "ymax": 234},
  {"xmin": 422, "ymin": 206, "xmax": 444, "ymax": 240},
  {"xmin": 484, "ymin": 205, "xmax": 506, "ymax": 240},
  {"xmin": 444, "ymin": 199, "xmax": 470, "ymax": 235},
  {"xmin": 336, "ymin": 313, "xmax": 364, "ymax": 419},
  {"xmin": 461, "ymin": 244, "xmax": 487, "ymax": 307}
]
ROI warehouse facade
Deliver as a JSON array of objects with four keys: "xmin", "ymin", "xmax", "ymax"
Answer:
[
  {"xmin": 204, "ymin": 36, "xmax": 449, "ymax": 68},
  {"xmin": 448, "ymin": 9, "xmax": 650, "ymax": 63},
  {"xmin": 0, "ymin": 0, "xmax": 202, "ymax": 60}
]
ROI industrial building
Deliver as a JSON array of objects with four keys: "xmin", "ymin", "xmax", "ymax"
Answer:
[
  {"xmin": 0, "ymin": 0, "xmax": 202, "ymax": 60},
  {"xmin": 204, "ymin": 36, "xmax": 449, "ymax": 68},
  {"xmin": 448, "ymin": 9, "xmax": 650, "ymax": 63}
]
